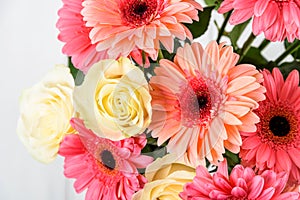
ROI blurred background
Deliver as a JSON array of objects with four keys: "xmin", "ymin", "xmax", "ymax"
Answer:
[{"xmin": 0, "ymin": 0, "xmax": 289, "ymax": 199}]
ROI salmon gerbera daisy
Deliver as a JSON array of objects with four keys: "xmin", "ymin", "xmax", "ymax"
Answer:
[
  {"xmin": 218, "ymin": 0, "xmax": 300, "ymax": 42},
  {"xmin": 149, "ymin": 41, "xmax": 266, "ymax": 167},
  {"xmin": 58, "ymin": 118, "xmax": 153, "ymax": 200},
  {"xmin": 57, "ymin": 0, "xmax": 108, "ymax": 73},
  {"xmin": 240, "ymin": 68, "xmax": 300, "ymax": 185},
  {"xmin": 81, "ymin": 0, "xmax": 202, "ymax": 60}
]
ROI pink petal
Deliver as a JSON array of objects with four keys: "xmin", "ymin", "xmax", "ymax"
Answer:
[
  {"xmin": 257, "ymin": 187, "xmax": 275, "ymax": 200},
  {"xmin": 229, "ymin": 8, "xmax": 254, "ymax": 25},
  {"xmin": 254, "ymin": 0, "xmax": 269, "ymax": 16},
  {"xmin": 272, "ymin": 68, "xmax": 284, "ymax": 93},
  {"xmin": 276, "ymin": 150, "xmax": 292, "ymax": 172},
  {"xmin": 217, "ymin": 159, "xmax": 229, "ymax": 178},
  {"xmin": 248, "ymin": 175, "xmax": 264, "ymax": 199},
  {"xmin": 213, "ymin": 173, "xmax": 232, "ymax": 191},
  {"xmin": 231, "ymin": 186, "xmax": 247, "ymax": 198},
  {"xmin": 218, "ymin": 0, "xmax": 234, "ymax": 14},
  {"xmin": 279, "ymin": 70, "xmax": 299, "ymax": 101},
  {"xmin": 288, "ymin": 148, "xmax": 300, "ymax": 169},
  {"xmin": 276, "ymin": 192, "xmax": 300, "ymax": 200},
  {"xmin": 74, "ymin": 171, "xmax": 94, "ymax": 193},
  {"xmin": 256, "ymin": 143, "xmax": 271, "ymax": 166}
]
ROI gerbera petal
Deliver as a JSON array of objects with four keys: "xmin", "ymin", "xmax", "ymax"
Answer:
[
  {"xmin": 150, "ymin": 41, "xmax": 265, "ymax": 167},
  {"xmin": 276, "ymin": 150, "xmax": 292, "ymax": 173},
  {"xmin": 288, "ymin": 148, "xmax": 300, "ymax": 169},
  {"xmin": 57, "ymin": 0, "xmax": 108, "ymax": 72},
  {"xmin": 254, "ymin": 0, "xmax": 269, "ymax": 16},
  {"xmin": 81, "ymin": 0, "xmax": 202, "ymax": 59},
  {"xmin": 219, "ymin": 0, "xmax": 300, "ymax": 41},
  {"xmin": 230, "ymin": 8, "xmax": 254, "ymax": 24},
  {"xmin": 59, "ymin": 120, "xmax": 151, "ymax": 199},
  {"xmin": 279, "ymin": 70, "xmax": 299, "ymax": 101}
]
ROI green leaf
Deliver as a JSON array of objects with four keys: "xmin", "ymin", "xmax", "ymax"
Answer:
[
  {"xmin": 204, "ymin": 0, "xmax": 223, "ymax": 8},
  {"xmin": 223, "ymin": 150, "xmax": 240, "ymax": 174},
  {"xmin": 284, "ymin": 39, "xmax": 300, "ymax": 60},
  {"xmin": 68, "ymin": 57, "xmax": 85, "ymax": 85},
  {"xmin": 279, "ymin": 61, "xmax": 300, "ymax": 79},
  {"xmin": 184, "ymin": 6, "xmax": 215, "ymax": 39},
  {"xmin": 160, "ymin": 37, "xmax": 183, "ymax": 61},
  {"xmin": 239, "ymin": 47, "xmax": 268, "ymax": 69},
  {"xmin": 229, "ymin": 19, "xmax": 250, "ymax": 50}
]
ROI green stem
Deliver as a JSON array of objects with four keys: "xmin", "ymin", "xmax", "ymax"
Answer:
[
  {"xmin": 217, "ymin": 11, "xmax": 232, "ymax": 43},
  {"xmin": 258, "ymin": 39, "xmax": 270, "ymax": 50},
  {"xmin": 239, "ymin": 33, "xmax": 256, "ymax": 62},
  {"xmin": 275, "ymin": 40, "xmax": 300, "ymax": 64},
  {"xmin": 141, "ymin": 50, "xmax": 146, "ymax": 73},
  {"xmin": 157, "ymin": 49, "xmax": 164, "ymax": 61}
]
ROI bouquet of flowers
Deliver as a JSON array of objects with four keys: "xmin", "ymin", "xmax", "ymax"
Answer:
[{"xmin": 17, "ymin": 0, "xmax": 300, "ymax": 199}]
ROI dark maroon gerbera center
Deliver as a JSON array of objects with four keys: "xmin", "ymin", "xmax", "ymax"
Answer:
[
  {"xmin": 269, "ymin": 115, "xmax": 291, "ymax": 137},
  {"xmin": 179, "ymin": 77, "xmax": 212, "ymax": 127},
  {"xmin": 100, "ymin": 150, "xmax": 116, "ymax": 170},
  {"xmin": 255, "ymin": 101, "xmax": 299, "ymax": 149},
  {"xmin": 120, "ymin": 0, "xmax": 160, "ymax": 27}
]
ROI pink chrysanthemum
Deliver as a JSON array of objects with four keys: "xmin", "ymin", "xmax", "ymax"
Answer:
[
  {"xmin": 81, "ymin": 0, "xmax": 202, "ymax": 60},
  {"xmin": 180, "ymin": 159, "xmax": 299, "ymax": 199},
  {"xmin": 58, "ymin": 118, "xmax": 153, "ymax": 200},
  {"xmin": 56, "ymin": 0, "xmax": 108, "ymax": 73},
  {"xmin": 149, "ymin": 41, "xmax": 266, "ymax": 167},
  {"xmin": 218, "ymin": 0, "xmax": 300, "ymax": 42},
  {"xmin": 240, "ymin": 68, "xmax": 300, "ymax": 185}
]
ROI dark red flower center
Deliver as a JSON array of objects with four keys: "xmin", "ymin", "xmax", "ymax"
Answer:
[
  {"xmin": 179, "ymin": 77, "xmax": 212, "ymax": 127},
  {"xmin": 100, "ymin": 150, "xmax": 116, "ymax": 170},
  {"xmin": 120, "ymin": 0, "xmax": 161, "ymax": 27},
  {"xmin": 133, "ymin": 2, "xmax": 148, "ymax": 15},
  {"xmin": 256, "ymin": 101, "xmax": 300, "ymax": 149},
  {"xmin": 269, "ymin": 116, "xmax": 290, "ymax": 137}
]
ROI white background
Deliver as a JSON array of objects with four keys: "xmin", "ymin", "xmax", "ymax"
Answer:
[
  {"xmin": 0, "ymin": 0, "xmax": 79, "ymax": 199},
  {"xmin": 0, "ymin": 0, "xmax": 288, "ymax": 200}
]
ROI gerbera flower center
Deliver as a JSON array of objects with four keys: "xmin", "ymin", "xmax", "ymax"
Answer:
[
  {"xmin": 120, "ymin": 0, "xmax": 160, "ymax": 27},
  {"xmin": 274, "ymin": 0, "xmax": 290, "ymax": 9},
  {"xmin": 269, "ymin": 116, "xmax": 290, "ymax": 137},
  {"xmin": 133, "ymin": 2, "xmax": 148, "ymax": 15},
  {"xmin": 256, "ymin": 101, "xmax": 300, "ymax": 150},
  {"xmin": 100, "ymin": 150, "xmax": 116, "ymax": 170},
  {"xmin": 179, "ymin": 76, "xmax": 212, "ymax": 127}
]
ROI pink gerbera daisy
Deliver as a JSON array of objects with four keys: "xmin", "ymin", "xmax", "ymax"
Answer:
[
  {"xmin": 240, "ymin": 68, "xmax": 300, "ymax": 185},
  {"xmin": 180, "ymin": 159, "xmax": 299, "ymax": 199},
  {"xmin": 81, "ymin": 0, "xmax": 202, "ymax": 60},
  {"xmin": 218, "ymin": 0, "xmax": 300, "ymax": 42},
  {"xmin": 149, "ymin": 41, "xmax": 266, "ymax": 167},
  {"xmin": 58, "ymin": 118, "xmax": 153, "ymax": 200},
  {"xmin": 56, "ymin": 0, "xmax": 108, "ymax": 73}
]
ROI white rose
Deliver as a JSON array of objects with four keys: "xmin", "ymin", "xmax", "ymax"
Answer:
[
  {"xmin": 17, "ymin": 65, "xmax": 75, "ymax": 163},
  {"xmin": 132, "ymin": 154, "xmax": 196, "ymax": 200},
  {"xmin": 74, "ymin": 57, "xmax": 152, "ymax": 140}
]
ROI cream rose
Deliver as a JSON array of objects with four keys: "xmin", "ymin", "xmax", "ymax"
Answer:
[
  {"xmin": 17, "ymin": 65, "xmax": 75, "ymax": 163},
  {"xmin": 133, "ymin": 154, "xmax": 196, "ymax": 200},
  {"xmin": 74, "ymin": 57, "xmax": 152, "ymax": 140}
]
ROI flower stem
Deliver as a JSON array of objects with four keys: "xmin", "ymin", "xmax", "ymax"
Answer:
[
  {"xmin": 275, "ymin": 40, "xmax": 300, "ymax": 64},
  {"xmin": 258, "ymin": 39, "xmax": 270, "ymax": 50},
  {"xmin": 157, "ymin": 49, "xmax": 164, "ymax": 61},
  {"xmin": 217, "ymin": 11, "xmax": 232, "ymax": 43},
  {"xmin": 238, "ymin": 33, "xmax": 256, "ymax": 62},
  {"xmin": 141, "ymin": 50, "xmax": 146, "ymax": 72}
]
